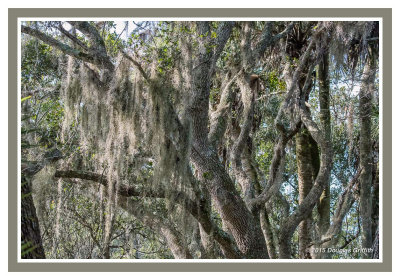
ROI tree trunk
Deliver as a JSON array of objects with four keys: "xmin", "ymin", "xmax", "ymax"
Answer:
[
  {"xmin": 359, "ymin": 46, "xmax": 377, "ymax": 258},
  {"xmin": 317, "ymin": 52, "xmax": 331, "ymax": 239},
  {"xmin": 199, "ymin": 223, "xmax": 219, "ymax": 258},
  {"xmin": 191, "ymin": 150, "xmax": 268, "ymax": 258},
  {"xmin": 296, "ymin": 126, "xmax": 319, "ymax": 259},
  {"xmin": 371, "ymin": 144, "xmax": 379, "ymax": 242},
  {"xmin": 21, "ymin": 175, "xmax": 46, "ymax": 259},
  {"xmin": 187, "ymin": 22, "xmax": 268, "ymax": 259}
]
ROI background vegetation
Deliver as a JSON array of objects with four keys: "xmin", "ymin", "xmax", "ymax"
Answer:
[{"xmin": 20, "ymin": 20, "xmax": 379, "ymax": 259}]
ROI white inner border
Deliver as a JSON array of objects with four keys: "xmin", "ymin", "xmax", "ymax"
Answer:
[{"xmin": 17, "ymin": 17, "xmax": 383, "ymax": 263}]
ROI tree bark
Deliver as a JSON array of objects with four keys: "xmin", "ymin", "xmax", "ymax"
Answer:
[
  {"xmin": 278, "ymin": 76, "xmax": 333, "ymax": 258},
  {"xmin": 20, "ymin": 150, "xmax": 62, "ymax": 259},
  {"xmin": 296, "ymin": 126, "xmax": 319, "ymax": 259},
  {"xmin": 187, "ymin": 22, "xmax": 268, "ymax": 258},
  {"xmin": 371, "ymin": 143, "xmax": 379, "ymax": 242},
  {"xmin": 317, "ymin": 51, "xmax": 331, "ymax": 239},
  {"xmin": 260, "ymin": 209, "xmax": 277, "ymax": 259},
  {"xmin": 359, "ymin": 46, "xmax": 377, "ymax": 258},
  {"xmin": 21, "ymin": 175, "xmax": 46, "ymax": 259}
]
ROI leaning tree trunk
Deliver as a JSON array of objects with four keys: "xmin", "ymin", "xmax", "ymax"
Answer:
[
  {"xmin": 359, "ymin": 46, "xmax": 377, "ymax": 259},
  {"xmin": 21, "ymin": 174, "xmax": 46, "ymax": 259},
  {"xmin": 21, "ymin": 150, "xmax": 63, "ymax": 259}
]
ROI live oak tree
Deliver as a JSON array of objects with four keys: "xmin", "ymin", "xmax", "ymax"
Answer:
[{"xmin": 20, "ymin": 20, "xmax": 380, "ymax": 259}]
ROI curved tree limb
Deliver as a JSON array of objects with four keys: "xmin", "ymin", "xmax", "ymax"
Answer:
[
  {"xmin": 254, "ymin": 21, "xmax": 295, "ymax": 62},
  {"xmin": 56, "ymin": 23, "xmax": 89, "ymax": 51},
  {"xmin": 250, "ymin": 30, "xmax": 319, "ymax": 211},
  {"xmin": 22, "ymin": 23, "xmax": 114, "ymax": 72},
  {"xmin": 120, "ymin": 199, "xmax": 193, "ymax": 259},
  {"xmin": 121, "ymin": 50, "xmax": 149, "ymax": 81},
  {"xmin": 277, "ymin": 86, "xmax": 333, "ymax": 258},
  {"xmin": 208, "ymin": 70, "xmax": 241, "ymax": 148},
  {"xmin": 230, "ymin": 72, "xmax": 257, "ymax": 202},
  {"xmin": 22, "ymin": 25, "xmax": 97, "ymax": 66},
  {"xmin": 54, "ymin": 169, "xmax": 242, "ymax": 258}
]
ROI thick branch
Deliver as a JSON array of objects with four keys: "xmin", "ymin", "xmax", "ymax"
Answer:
[
  {"xmin": 208, "ymin": 71, "xmax": 239, "ymax": 147},
  {"xmin": 250, "ymin": 121, "xmax": 301, "ymax": 210},
  {"xmin": 57, "ymin": 23, "xmax": 89, "ymax": 51},
  {"xmin": 121, "ymin": 50, "xmax": 149, "ymax": 81},
  {"xmin": 323, "ymin": 169, "xmax": 361, "ymax": 242},
  {"xmin": 212, "ymin": 21, "xmax": 235, "ymax": 67},
  {"xmin": 254, "ymin": 22, "xmax": 294, "ymax": 61},
  {"xmin": 124, "ymin": 203, "xmax": 193, "ymax": 259},
  {"xmin": 248, "ymin": 34, "xmax": 318, "ymax": 212},
  {"xmin": 111, "ymin": 192, "xmax": 193, "ymax": 259},
  {"xmin": 55, "ymin": 170, "xmax": 162, "ymax": 198},
  {"xmin": 277, "ymin": 92, "xmax": 333, "ymax": 258},
  {"xmin": 230, "ymin": 72, "xmax": 258, "ymax": 202},
  {"xmin": 67, "ymin": 21, "xmax": 114, "ymax": 71},
  {"xmin": 21, "ymin": 25, "xmax": 96, "ymax": 65},
  {"xmin": 67, "ymin": 21, "xmax": 107, "ymax": 54},
  {"xmin": 54, "ymin": 169, "xmax": 241, "ymax": 258}
]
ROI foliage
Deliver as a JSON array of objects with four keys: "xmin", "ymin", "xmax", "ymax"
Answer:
[{"xmin": 20, "ymin": 21, "xmax": 380, "ymax": 260}]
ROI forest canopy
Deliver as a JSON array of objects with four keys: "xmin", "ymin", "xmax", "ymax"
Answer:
[{"xmin": 20, "ymin": 20, "xmax": 380, "ymax": 259}]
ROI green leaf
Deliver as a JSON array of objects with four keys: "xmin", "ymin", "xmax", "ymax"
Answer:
[
  {"xmin": 21, "ymin": 96, "xmax": 32, "ymax": 102},
  {"xmin": 21, "ymin": 241, "xmax": 38, "ymax": 257},
  {"xmin": 21, "ymin": 192, "xmax": 32, "ymax": 200}
]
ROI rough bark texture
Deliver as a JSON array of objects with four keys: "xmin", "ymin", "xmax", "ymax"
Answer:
[
  {"xmin": 290, "ymin": 26, "xmax": 322, "ymax": 259},
  {"xmin": 231, "ymin": 72, "xmax": 257, "ymax": 203},
  {"xmin": 260, "ymin": 209, "xmax": 277, "ymax": 259},
  {"xmin": 317, "ymin": 51, "xmax": 331, "ymax": 238},
  {"xmin": 371, "ymin": 145, "xmax": 379, "ymax": 242},
  {"xmin": 21, "ymin": 175, "xmax": 46, "ymax": 259},
  {"xmin": 21, "ymin": 150, "xmax": 63, "ymax": 259},
  {"xmin": 296, "ymin": 126, "xmax": 319, "ymax": 259},
  {"xmin": 199, "ymin": 222, "xmax": 219, "ymax": 259},
  {"xmin": 278, "ymin": 61, "xmax": 333, "ymax": 258},
  {"xmin": 316, "ymin": 169, "xmax": 361, "ymax": 257},
  {"xmin": 21, "ymin": 21, "xmax": 379, "ymax": 260},
  {"xmin": 359, "ymin": 47, "xmax": 377, "ymax": 258},
  {"xmin": 187, "ymin": 22, "xmax": 268, "ymax": 258}
]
